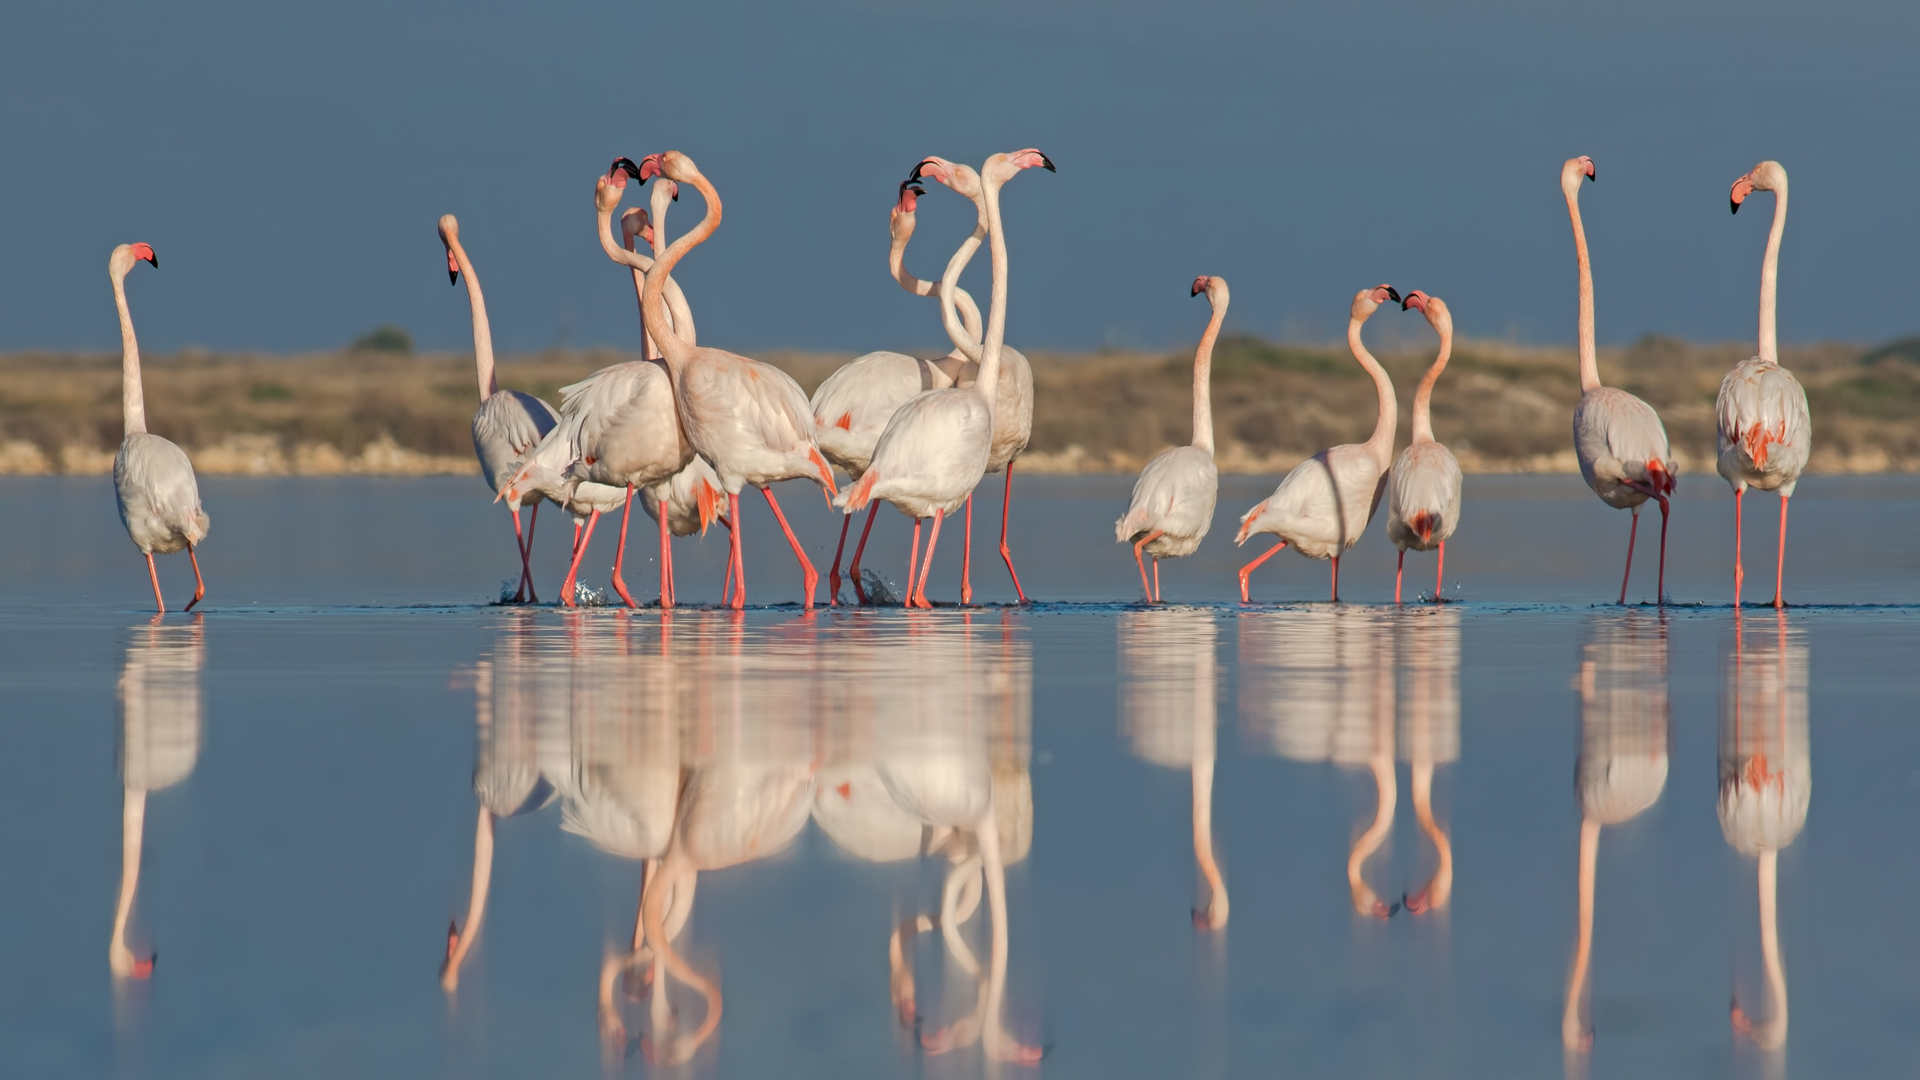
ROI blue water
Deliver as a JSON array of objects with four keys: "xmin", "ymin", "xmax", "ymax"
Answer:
[{"xmin": 1, "ymin": 475, "xmax": 1916, "ymax": 1078}]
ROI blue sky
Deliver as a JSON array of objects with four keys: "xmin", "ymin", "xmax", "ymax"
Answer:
[{"xmin": 2, "ymin": 0, "xmax": 1914, "ymax": 354}]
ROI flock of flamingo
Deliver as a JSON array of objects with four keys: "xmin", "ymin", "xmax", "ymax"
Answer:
[{"xmin": 104, "ymin": 152, "xmax": 1810, "ymax": 612}]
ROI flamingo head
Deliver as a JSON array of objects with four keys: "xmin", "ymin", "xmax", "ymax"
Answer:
[
  {"xmin": 1352, "ymin": 284, "xmax": 1401, "ymax": 319},
  {"xmin": 637, "ymin": 152, "xmax": 695, "ymax": 185},
  {"xmin": 890, "ymin": 181, "xmax": 925, "ymax": 243},
  {"xmin": 1191, "ymin": 275, "xmax": 1210, "ymax": 297},
  {"xmin": 908, "ymin": 155, "xmax": 983, "ymax": 202},
  {"xmin": 982, "ymin": 147, "xmax": 1056, "ymax": 187},
  {"xmin": 1730, "ymin": 160, "xmax": 1785, "ymax": 215},
  {"xmin": 1191, "ymin": 274, "xmax": 1230, "ymax": 308},
  {"xmin": 594, "ymin": 172, "xmax": 625, "ymax": 214},
  {"xmin": 897, "ymin": 180, "xmax": 924, "ymax": 215},
  {"xmin": 621, "ymin": 207, "xmax": 653, "ymax": 251},
  {"xmin": 1561, "ymin": 155, "xmax": 1596, "ymax": 196},
  {"xmin": 110, "ymin": 242, "xmax": 160, "ymax": 280}
]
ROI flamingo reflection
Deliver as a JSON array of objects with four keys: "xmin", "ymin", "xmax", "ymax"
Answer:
[
  {"xmin": 111, "ymin": 617, "xmax": 204, "ymax": 979},
  {"xmin": 1719, "ymin": 611, "xmax": 1809, "ymax": 1053},
  {"xmin": 1119, "ymin": 609, "xmax": 1228, "ymax": 929},
  {"xmin": 1561, "ymin": 613, "xmax": 1669, "ymax": 1054}
]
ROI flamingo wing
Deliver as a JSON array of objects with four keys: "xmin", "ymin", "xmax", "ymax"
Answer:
[
  {"xmin": 1116, "ymin": 445, "xmax": 1218, "ymax": 546},
  {"xmin": 473, "ymin": 390, "xmax": 558, "ymax": 491}
]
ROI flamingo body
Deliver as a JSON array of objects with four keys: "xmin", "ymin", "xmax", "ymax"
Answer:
[
  {"xmin": 1385, "ymin": 441, "xmax": 1461, "ymax": 553},
  {"xmin": 1117, "ymin": 446, "xmax": 1218, "ymax": 559},
  {"xmin": 1237, "ymin": 446, "xmax": 1388, "ymax": 559},
  {"xmin": 812, "ymin": 350, "xmax": 962, "ymax": 478},
  {"xmin": 643, "ymin": 455, "xmax": 726, "ymax": 537},
  {"xmin": 1716, "ymin": 359, "xmax": 1810, "ymax": 498},
  {"xmin": 844, "ymin": 387, "xmax": 992, "ymax": 519},
  {"xmin": 559, "ymin": 360, "xmax": 693, "ymax": 492},
  {"xmin": 1574, "ymin": 387, "xmax": 1674, "ymax": 511},
  {"xmin": 114, "ymin": 433, "xmax": 209, "ymax": 556},
  {"xmin": 473, "ymin": 390, "xmax": 559, "ymax": 506}
]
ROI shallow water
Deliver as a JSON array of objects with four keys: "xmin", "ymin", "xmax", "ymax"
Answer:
[{"xmin": 1, "ymin": 475, "xmax": 1917, "ymax": 1078}]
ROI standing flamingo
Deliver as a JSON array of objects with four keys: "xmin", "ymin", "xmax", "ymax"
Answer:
[
  {"xmin": 1721, "ymin": 161, "xmax": 1812, "ymax": 609},
  {"xmin": 109, "ymin": 243, "xmax": 209, "ymax": 613},
  {"xmin": 1114, "ymin": 276, "xmax": 1226, "ymax": 603},
  {"xmin": 633, "ymin": 152, "xmax": 836, "ymax": 610},
  {"xmin": 1560, "ymin": 156, "xmax": 1677, "ymax": 605},
  {"xmin": 1385, "ymin": 291, "xmax": 1463, "ymax": 604},
  {"xmin": 441, "ymin": 216, "xmax": 558, "ymax": 604},
  {"xmin": 840, "ymin": 150, "xmax": 1055, "ymax": 608},
  {"xmin": 1234, "ymin": 285, "xmax": 1401, "ymax": 603}
]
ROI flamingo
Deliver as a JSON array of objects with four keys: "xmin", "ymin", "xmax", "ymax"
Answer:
[
  {"xmin": 1721, "ymin": 161, "xmax": 1812, "ymax": 609},
  {"xmin": 1114, "ymin": 276, "xmax": 1226, "ymax": 603},
  {"xmin": 496, "ymin": 413, "xmax": 631, "ymax": 606},
  {"xmin": 1234, "ymin": 285, "xmax": 1401, "ymax": 603},
  {"xmin": 840, "ymin": 150, "xmax": 1055, "ymax": 608},
  {"xmin": 1562, "ymin": 613, "xmax": 1669, "ymax": 1053},
  {"xmin": 109, "ymin": 243, "xmax": 209, "ymax": 613},
  {"xmin": 441, "ymin": 216, "xmax": 558, "ymax": 604},
  {"xmin": 1560, "ymin": 156, "xmax": 1677, "ymax": 606},
  {"xmin": 1385, "ymin": 291, "xmax": 1464, "ymax": 604},
  {"xmin": 632, "ymin": 152, "xmax": 836, "ymax": 610}
]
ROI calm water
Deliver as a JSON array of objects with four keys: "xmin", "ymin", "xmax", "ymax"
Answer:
[{"xmin": 2, "ymin": 475, "xmax": 1917, "ymax": 1078}]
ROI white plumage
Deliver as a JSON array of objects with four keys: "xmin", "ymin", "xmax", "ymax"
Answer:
[{"xmin": 1385, "ymin": 291, "xmax": 1465, "ymax": 603}]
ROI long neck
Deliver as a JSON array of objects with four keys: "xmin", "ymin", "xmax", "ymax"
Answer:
[
  {"xmin": 936, "ymin": 208, "xmax": 989, "ymax": 363},
  {"xmin": 1410, "ymin": 319, "xmax": 1452, "ymax": 444},
  {"xmin": 891, "ymin": 214, "xmax": 985, "ymax": 350},
  {"xmin": 1565, "ymin": 185, "xmax": 1601, "ymax": 393},
  {"xmin": 447, "ymin": 237, "xmax": 497, "ymax": 400},
  {"xmin": 1349, "ymin": 316, "xmax": 1397, "ymax": 462},
  {"xmin": 1190, "ymin": 298, "xmax": 1224, "ymax": 454},
  {"xmin": 113, "ymin": 271, "xmax": 147, "ymax": 435},
  {"xmin": 1757, "ymin": 188, "xmax": 1787, "ymax": 364},
  {"xmin": 972, "ymin": 178, "xmax": 1010, "ymax": 411},
  {"xmin": 441, "ymin": 807, "xmax": 493, "ymax": 991},
  {"xmin": 641, "ymin": 171, "xmax": 721, "ymax": 374},
  {"xmin": 596, "ymin": 204, "xmax": 696, "ymax": 357},
  {"xmin": 1563, "ymin": 817, "xmax": 1601, "ymax": 1050}
]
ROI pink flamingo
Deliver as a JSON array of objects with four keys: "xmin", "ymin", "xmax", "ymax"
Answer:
[
  {"xmin": 1234, "ymin": 285, "xmax": 1401, "ymax": 603},
  {"xmin": 1385, "ymin": 291, "xmax": 1463, "ymax": 604},
  {"xmin": 839, "ymin": 150, "xmax": 1055, "ymax": 608},
  {"xmin": 1560, "ymin": 156, "xmax": 1677, "ymax": 605},
  {"xmin": 632, "ymin": 153, "xmax": 836, "ymax": 610},
  {"xmin": 441, "ymin": 216, "xmax": 558, "ymax": 604},
  {"xmin": 109, "ymin": 243, "xmax": 210, "ymax": 613},
  {"xmin": 1114, "ymin": 276, "xmax": 1227, "ymax": 603},
  {"xmin": 1721, "ymin": 161, "xmax": 1812, "ymax": 609}
]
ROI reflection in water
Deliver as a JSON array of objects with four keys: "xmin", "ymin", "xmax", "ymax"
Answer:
[
  {"xmin": 112, "ymin": 617, "xmax": 205, "ymax": 980},
  {"xmin": 1118, "ymin": 609, "xmax": 1227, "ymax": 929},
  {"xmin": 1720, "ymin": 612, "xmax": 1810, "ymax": 1055},
  {"xmin": 1562, "ymin": 614, "xmax": 1670, "ymax": 1055},
  {"xmin": 1239, "ymin": 607, "xmax": 1459, "ymax": 919}
]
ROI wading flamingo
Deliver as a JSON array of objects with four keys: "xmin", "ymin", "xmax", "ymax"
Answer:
[
  {"xmin": 441, "ymin": 216, "xmax": 558, "ymax": 603},
  {"xmin": 1560, "ymin": 156, "xmax": 1677, "ymax": 605},
  {"xmin": 497, "ymin": 415, "xmax": 630, "ymax": 606},
  {"xmin": 1386, "ymin": 291, "xmax": 1463, "ymax": 604},
  {"xmin": 1721, "ymin": 161, "xmax": 1812, "ymax": 609},
  {"xmin": 1115, "ymin": 276, "xmax": 1226, "ymax": 603},
  {"xmin": 840, "ymin": 151, "xmax": 1055, "ymax": 608},
  {"xmin": 110, "ymin": 617, "xmax": 204, "ymax": 978},
  {"xmin": 1234, "ymin": 286, "xmax": 1401, "ymax": 603},
  {"xmin": 110, "ymin": 244, "xmax": 209, "ymax": 613},
  {"xmin": 635, "ymin": 152, "xmax": 837, "ymax": 610}
]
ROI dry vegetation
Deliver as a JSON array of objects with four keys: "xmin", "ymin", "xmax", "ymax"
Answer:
[{"xmin": 3, "ymin": 335, "xmax": 1918, "ymax": 476}]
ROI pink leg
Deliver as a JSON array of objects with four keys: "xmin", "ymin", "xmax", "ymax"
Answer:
[
  {"xmin": 906, "ymin": 518, "xmax": 923, "ymax": 607},
  {"xmin": 611, "ymin": 486, "xmax": 638, "ymax": 609},
  {"xmin": 848, "ymin": 504, "xmax": 879, "ymax": 605},
  {"xmin": 562, "ymin": 511, "xmax": 603, "ymax": 607},
  {"xmin": 659, "ymin": 491, "xmax": 675, "ymax": 609},
  {"xmin": 1152, "ymin": 557, "xmax": 1161, "ymax": 604},
  {"xmin": 1618, "ymin": 512, "xmax": 1639, "ymax": 606},
  {"xmin": 523, "ymin": 504, "xmax": 541, "ymax": 603},
  {"xmin": 1238, "ymin": 540, "xmax": 1288, "ymax": 603},
  {"xmin": 999, "ymin": 464, "xmax": 1028, "ymax": 604},
  {"xmin": 1435, "ymin": 541, "xmax": 1445, "ymax": 603},
  {"xmin": 1734, "ymin": 488, "xmax": 1745, "ymax": 608},
  {"xmin": 827, "ymin": 512, "xmax": 853, "ymax": 606},
  {"xmin": 1773, "ymin": 495, "xmax": 1789, "ymax": 609},
  {"xmin": 961, "ymin": 494, "xmax": 974, "ymax": 606},
  {"xmin": 912, "ymin": 509, "xmax": 945, "ymax": 609},
  {"xmin": 509, "ymin": 506, "xmax": 531, "ymax": 602},
  {"xmin": 1395, "ymin": 549, "xmax": 1405, "ymax": 605},
  {"xmin": 144, "ymin": 552, "xmax": 166, "ymax": 614},
  {"xmin": 1132, "ymin": 531, "xmax": 1164, "ymax": 602},
  {"xmin": 185, "ymin": 544, "xmax": 206, "ymax": 611},
  {"xmin": 1331, "ymin": 555, "xmax": 1341, "ymax": 603},
  {"xmin": 1655, "ymin": 495, "xmax": 1669, "ymax": 605},
  {"xmin": 760, "ymin": 487, "xmax": 818, "ymax": 610},
  {"xmin": 728, "ymin": 492, "xmax": 745, "ymax": 610}
]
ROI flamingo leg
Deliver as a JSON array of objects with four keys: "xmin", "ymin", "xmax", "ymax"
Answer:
[
  {"xmin": 659, "ymin": 491, "xmax": 675, "ymax": 610},
  {"xmin": 961, "ymin": 494, "xmax": 974, "ymax": 606},
  {"xmin": 1656, "ymin": 494, "xmax": 1670, "ymax": 605},
  {"xmin": 1774, "ymin": 495, "xmax": 1789, "ymax": 607},
  {"xmin": 848, "ymin": 504, "xmax": 879, "ymax": 605},
  {"xmin": 906, "ymin": 518, "xmax": 923, "ymax": 608},
  {"xmin": 827, "ymin": 512, "xmax": 853, "ymax": 606},
  {"xmin": 1237, "ymin": 539, "xmax": 1288, "ymax": 603},
  {"xmin": 1734, "ymin": 487, "xmax": 1745, "ymax": 608},
  {"xmin": 1152, "ymin": 557, "xmax": 1162, "ymax": 603},
  {"xmin": 1618, "ymin": 511, "xmax": 1639, "ymax": 606},
  {"xmin": 1330, "ymin": 555, "xmax": 1341, "ymax": 603},
  {"xmin": 143, "ymin": 552, "xmax": 165, "ymax": 614},
  {"xmin": 727, "ymin": 492, "xmax": 745, "ymax": 610},
  {"xmin": 760, "ymin": 487, "xmax": 818, "ymax": 610},
  {"xmin": 1435, "ymin": 541, "xmax": 1446, "ymax": 603},
  {"xmin": 912, "ymin": 509, "xmax": 945, "ymax": 609},
  {"xmin": 509, "ymin": 506, "xmax": 531, "ymax": 602},
  {"xmin": 998, "ymin": 464, "xmax": 1028, "ymax": 604},
  {"xmin": 523, "ymin": 504, "xmax": 541, "ymax": 603},
  {"xmin": 1395, "ymin": 549, "xmax": 1405, "ymax": 605},
  {"xmin": 611, "ymin": 486, "xmax": 639, "ymax": 609},
  {"xmin": 185, "ymin": 543, "xmax": 205, "ymax": 611},
  {"xmin": 1132, "ymin": 530, "xmax": 1164, "ymax": 602},
  {"xmin": 562, "ymin": 511, "xmax": 603, "ymax": 607}
]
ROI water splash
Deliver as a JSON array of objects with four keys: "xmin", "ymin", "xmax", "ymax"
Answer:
[{"xmin": 860, "ymin": 569, "xmax": 899, "ymax": 606}]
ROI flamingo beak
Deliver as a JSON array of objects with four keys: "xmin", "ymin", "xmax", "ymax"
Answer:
[
  {"xmin": 1382, "ymin": 285, "xmax": 1402, "ymax": 305},
  {"xmin": 130, "ymin": 243, "xmax": 158, "ymax": 268},
  {"xmin": 446, "ymin": 249, "xmax": 459, "ymax": 286},
  {"xmin": 1730, "ymin": 177, "xmax": 1753, "ymax": 215},
  {"xmin": 611, "ymin": 156, "xmax": 644, "ymax": 182},
  {"xmin": 636, "ymin": 154, "xmax": 665, "ymax": 183},
  {"xmin": 1585, "ymin": 162, "xmax": 1596, "ymax": 183},
  {"xmin": 1191, "ymin": 275, "xmax": 1209, "ymax": 297}
]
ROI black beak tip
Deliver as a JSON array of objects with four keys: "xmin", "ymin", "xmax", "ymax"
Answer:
[
  {"xmin": 1401, "ymin": 297, "xmax": 1413, "ymax": 311},
  {"xmin": 1730, "ymin": 199, "xmax": 1740, "ymax": 215},
  {"xmin": 146, "ymin": 255, "xmax": 159, "ymax": 269},
  {"xmin": 907, "ymin": 162, "xmax": 928, "ymax": 182},
  {"xmin": 1385, "ymin": 286, "xmax": 1402, "ymax": 304},
  {"xmin": 448, "ymin": 270, "xmax": 459, "ymax": 286},
  {"xmin": 1587, "ymin": 171, "xmax": 1596, "ymax": 183},
  {"xmin": 1040, "ymin": 154, "xmax": 1057, "ymax": 172},
  {"xmin": 610, "ymin": 156, "xmax": 643, "ymax": 181}
]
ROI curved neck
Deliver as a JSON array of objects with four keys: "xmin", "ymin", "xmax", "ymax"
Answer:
[
  {"xmin": 1191, "ymin": 297, "xmax": 1225, "ymax": 454},
  {"xmin": 936, "ymin": 205, "xmax": 990, "ymax": 364},
  {"xmin": 112, "ymin": 270, "xmax": 147, "ymax": 435},
  {"xmin": 597, "ymin": 203, "xmax": 696, "ymax": 359},
  {"xmin": 1410, "ymin": 319, "xmax": 1452, "ymax": 444},
  {"xmin": 1565, "ymin": 185, "xmax": 1601, "ymax": 393},
  {"xmin": 1348, "ymin": 315, "xmax": 1397, "ymax": 462},
  {"xmin": 445, "ymin": 236, "xmax": 497, "ymax": 400},
  {"xmin": 441, "ymin": 807, "xmax": 493, "ymax": 991},
  {"xmin": 1757, "ymin": 189, "xmax": 1787, "ymax": 364},
  {"xmin": 973, "ymin": 176, "xmax": 1011, "ymax": 411},
  {"xmin": 641, "ymin": 169, "xmax": 722, "ymax": 374},
  {"xmin": 893, "ymin": 215, "xmax": 986, "ymax": 354}
]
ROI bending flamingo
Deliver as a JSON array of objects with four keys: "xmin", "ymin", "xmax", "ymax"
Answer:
[
  {"xmin": 1114, "ymin": 276, "xmax": 1226, "ymax": 603},
  {"xmin": 1234, "ymin": 285, "xmax": 1401, "ymax": 603},
  {"xmin": 839, "ymin": 150, "xmax": 1055, "ymax": 608},
  {"xmin": 110, "ymin": 243, "xmax": 209, "ymax": 613},
  {"xmin": 1560, "ymin": 156, "xmax": 1677, "ymax": 605},
  {"xmin": 442, "ymin": 215, "xmax": 558, "ymax": 603},
  {"xmin": 635, "ymin": 152, "xmax": 836, "ymax": 610},
  {"xmin": 1385, "ymin": 291, "xmax": 1463, "ymax": 604},
  {"xmin": 1721, "ymin": 161, "xmax": 1811, "ymax": 609}
]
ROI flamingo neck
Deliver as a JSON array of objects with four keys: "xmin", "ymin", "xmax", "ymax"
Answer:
[
  {"xmin": 599, "ymin": 205, "xmax": 659, "ymax": 359},
  {"xmin": 1757, "ymin": 186, "xmax": 1787, "ymax": 365},
  {"xmin": 442, "ymin": 807, "xmax": 494, "ymax": 990},
  {"xmin": 1565, "ymin": 185, "xmax": 1601, "ymax": 393},
  {"xmin": 937, "ymin": 200, "xmax": 989, "ymax": 363},
  {"xmin": 113, "ymin": 270, "xmax": 147, "ymax": 435},
  {"xmin": 447, "ymin": 237, "xmax": 497, "ymax": 401},
  {"xmin": 1563, "ymin": 817, "xmax": 1601, "ymax": 1050},
  {"xmin": 1191, "ymin": 296, "xmax": 1225, "ymax": 455},
  {"xmin": 641, "ymin": 168, "xmax": 722, "ymax": 376},
  {"xmin": 1348, "ymin": 315, "xmax": 1397, "ymax": 464},
  {"xmin": 973, "ymin": 175, "xmax": 1012, "ymax": 414},
  {"xmin": 1410, "ymin": 320, "xmax": 1452, "ymax": 445}
]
